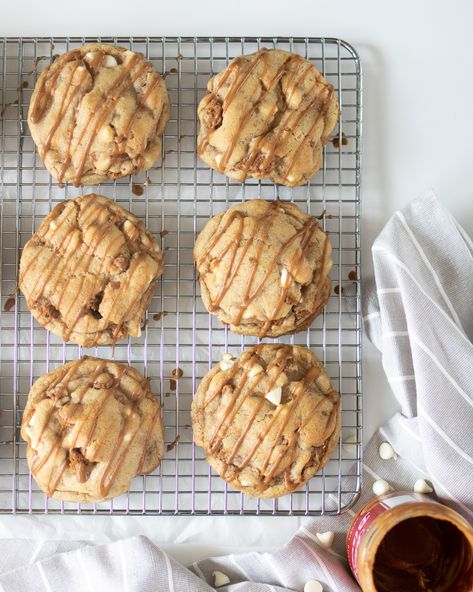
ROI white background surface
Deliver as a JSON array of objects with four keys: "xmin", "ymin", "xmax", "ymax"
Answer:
[{"xmin": 1, "ymin": 0, "xmax": 473, "ymax": 565}]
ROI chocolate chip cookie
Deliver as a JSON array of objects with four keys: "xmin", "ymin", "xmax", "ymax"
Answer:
[
  {"xmin": 28, "ymin": 43, "xmax": 170, "ymax": 186},
  {"xmin": 191, "ymin": 344, "xmax": 341, "ymax": 498},
  {"xmin": 197, "ymin": 48, "xmax": 339, "ymax": 186},
  {"xmin": 19, "ymin": 194, "xmax": 163, "ymax": 347},
  {"xmin": 194, "ymin": 199, "xmax": 332, "ymax": 338},
  {"xmin": 21, "ymin": 357, "xmax": 164, "ymax": 503}
]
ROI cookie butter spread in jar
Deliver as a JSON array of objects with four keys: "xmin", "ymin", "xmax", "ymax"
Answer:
[{"xmin": 347, "ymin": 491, "xmax": 473, "ymax": 591}]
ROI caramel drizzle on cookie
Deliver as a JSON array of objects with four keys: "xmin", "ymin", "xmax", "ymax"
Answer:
[
  {"xmin": 204, "ymin": 345, "xmax": 339, "ymax": 492},
  {"xmin": 198, "ymin": 49, "xmax": 335, "ymax": 184},
  {"xmin": 196, "ymin": 201, "xmax": 327, "ymax": 338},
  {"xmin": 20, "ymin": 196, "xmax": 154, "ymax": 346},
  {"xmin": 27, "ymin": 358, "xmax": 158, "ymax": 497},
  {"xmin": 30, "ymin": 48, "xmax": 164, "ymax": 186}
]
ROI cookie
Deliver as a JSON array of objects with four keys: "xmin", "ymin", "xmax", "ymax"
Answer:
[
  {"xmin": 197, "ymin": 48, "xmax": 339, "ymax": 187},
  {"xmin": 28, "ymin": 43, "xmax": 170, "ymax": 186},
  {"xmin": 194, "ymin": 199, "xmax": 332, "ymax": 338},
  {"xmin": 21, "ymin": 357, "xmax": 164, "ymax": 503},
  {"xmin": 191, "ymin": 344, "xmax": 340, "ymax": 498},
  {"xmin": 19, "ymin": 194, "xmax": 163, "ymax": 347}
]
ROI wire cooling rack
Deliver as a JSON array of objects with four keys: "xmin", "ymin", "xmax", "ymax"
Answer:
[{"xmin": 0, "ymin": 36, "xmax": 362, "ymax": 515}]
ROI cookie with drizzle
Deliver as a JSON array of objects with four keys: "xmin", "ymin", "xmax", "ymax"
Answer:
[
  {"xmin": 19, "ymin": 194, "xmax": 163, "ymax": 347},
  {"xmin": 194, "ymin": 199, "xmax": 332, "ymax": 338},
  {"xmin": 197, "ymin": 48, "xmax": 339, "ymax": 187},
  {"xmin": 191, "ymin": 344, "xmax": 340, "ymax": 498},
  {"xmin": 21, "ymin": 357, "xmax": 164, "ymax": 503},
  {"xmin": 28, "ymin": 43, "xmax": 170, "ymax": 186}
]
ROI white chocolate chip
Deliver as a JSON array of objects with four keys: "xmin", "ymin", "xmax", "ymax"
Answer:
[
  {"xmin": 123, "ymin": 407, "xmax": 132, "ymax": 416},
  {"xmin": 304, "ymin": 580, "xmax": 324, "ymax": 592},
  {"xmin": 95, "ymin": 155, "xmax": 112, "ymax": 172},
  {"xmin": 220, "ymin": 359, "xmax": 234, "ymax": 371},
  {"xmin": 414, "ymin": 479, "xmax": 433, "ymax": 494},
  {"xmin": 379, "ymin": 442, "xmax": 397, "ymax": 460},
  {"xmin": 342, "ymin": 433, "xmax": 358, "ymax": 455},
  {"xmin": 212, "ymin": 570, "xmax": 230, "ymax": 588},
  {"xmin": 265, "ymin": 386, "xmax": 282, "ymax": 406},
  {"xmin": 315, "ymin": 531, "xmax": 334, "ymax": 549},
  {"xmin": 123, "ymin": 432, "xmax": 133, "ymax": 443},
  {"xmin": 123, "ymin": 220, "xmax": 139, "ymax": 240},
  {"xmin": 372, "ymin": 479, "xmax": 391, "ymax": 496},
  {"xmin": 214, "ymin": 154, "xmax": 223, "ymax": 166},
  {"xmin": 84, "ymin": 51, "xmax": 99, "ymax": 63},
  {"xmin": 220, "ymin": 353, "xmax": 235, "ymax": 371},
  {"xmin": 49, "ymin": 220, "xmax": 57, "ymax": 230},
  {"xmin": 103, "ymin": 55, "xmax": 118, "ymax": 68},
  {"xmin": 280, "ymin": 267, "xmax": 291, "ymax": 288},
  {"xmin": 249, "ymin": 363, "xmax": 264, "ymax": 377},
  {"xmin": 99, "ymin": 124, "xmax": 114, "ymax": 143}
]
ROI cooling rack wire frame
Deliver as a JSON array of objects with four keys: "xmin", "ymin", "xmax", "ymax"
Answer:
[{"xmin": 0, "ymin": 36, "xmax": 362, "ymax": 516}]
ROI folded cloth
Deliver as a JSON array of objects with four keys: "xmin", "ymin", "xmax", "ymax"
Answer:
[{"xmin": 0, "ymin": 191, "xmax": 471, "ymax": 592}]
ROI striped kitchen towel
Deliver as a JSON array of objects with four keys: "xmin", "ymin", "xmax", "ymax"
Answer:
[{"xmin": 0, "ymin": 190, "xmax": 471, "ymax": 591}]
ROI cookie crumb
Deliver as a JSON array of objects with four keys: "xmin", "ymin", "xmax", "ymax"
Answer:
[{"xmin": 166, "ymin": 434, "xmax": 180, "ymax": 452}]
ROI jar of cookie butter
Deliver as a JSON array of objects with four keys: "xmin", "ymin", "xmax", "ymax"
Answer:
[{"xmin": 347, "ymin": 491, "xmax": 473, "ymax": 592}]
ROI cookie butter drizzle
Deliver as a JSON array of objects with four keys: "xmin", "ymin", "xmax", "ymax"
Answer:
[
  {"xmin": 26, "ymin": 359, "xmax": 159, "ymax": 497},
  {"xmin": 29, "ymin": 48, "xmax": 164, "ymax": 185},
  {"xmin": 19, "ymin": 196, "xmax": 160, "ymax": 345},
  {"xmin": 196, "ymin": 201, "xmax": 328, "ymax": 337},
  {"xmin": 197, "ymin": 49, "xmax": 335, "ymax": 184},
  {"xmin": 204, "ymin": 345, "xmax": 339, "ymax": 491}
]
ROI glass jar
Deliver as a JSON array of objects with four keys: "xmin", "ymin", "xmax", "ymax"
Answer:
[{"xmin": 347, "ymin": 491, "xmax": 473, "ymax": 592}]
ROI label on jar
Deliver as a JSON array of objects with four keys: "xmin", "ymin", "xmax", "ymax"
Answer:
[{"xmin": 347, "ymin": 492, "xmax": 427, "ymax": 582}]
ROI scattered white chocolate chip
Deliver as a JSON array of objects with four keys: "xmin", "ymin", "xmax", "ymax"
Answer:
[
  {"xmin": 342, "ymin": 433, "xmax": 358, "ymax": 455},
  {"xmin": 103, "ymin": 55, "xmax": 118, "ymax": 68},
  {"xmin": 249, "ymin": 363, "xmax": 264, "ymax": 377},
  {"xmin": 304, "ymin": 580, "xmax": 324, "ymax": 592},
  {"xmin": 372, "ymin": 479, "xmax": 391, "ymax": 496},
  {"xmin": 212, "ymin": 570, "xmax": 230, "ymax": 588},
  {"xmin": 280, "ymin": 267, "xmax": 291, "ymax": 288},
  {"xmin": 379, "ymin": 441, "xmax": 397, "ymax": 460},
  {"xmin": 265, "ymin": 386, "xmax": 282, "ymax": 406},
  {"xmin": 214, "ymin": 154, "xmax": 223, "ymax": 166},
  {"xmin": 123, "ymin": 432, "xmax": 133, "ymax": 444},
  {"xmin": 414, "ymin": 479, "xmax": 433, "ymax": 494},
  {"xmin": 49, "ymin": 220, "xmax": 57, "ymax": 230},
  {"xmin": 316, "ymin": 531, "xmax": 334, "ymax": 549}
]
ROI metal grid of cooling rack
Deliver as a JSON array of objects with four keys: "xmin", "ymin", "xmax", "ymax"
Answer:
[{"xmin": 0, "ymin": 36, "xmax": 362, "ymax": 516}]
